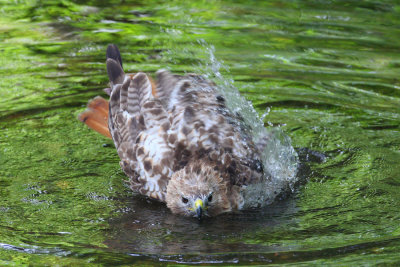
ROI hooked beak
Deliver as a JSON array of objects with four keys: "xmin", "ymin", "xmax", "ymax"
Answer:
[{"xmin": 194, "ymin": 199, "xmax": 204, "ymax": 220}]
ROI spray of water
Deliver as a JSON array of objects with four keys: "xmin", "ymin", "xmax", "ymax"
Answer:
[{"xmin": 195, "ymin": 40, "xmax": 299, "ymax": 204}]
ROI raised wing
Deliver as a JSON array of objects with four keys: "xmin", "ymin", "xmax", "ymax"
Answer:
[{"xmin": 106, "ymin": 45, "xmax": 173, "ymax": 202}]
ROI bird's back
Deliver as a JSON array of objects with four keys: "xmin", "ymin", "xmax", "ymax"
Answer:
[{"xmin": 94, "ymin": 45, "xmax": 269, "ymax": 209}]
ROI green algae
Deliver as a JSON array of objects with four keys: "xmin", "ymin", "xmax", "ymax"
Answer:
[{"xmin": 0, "ymin": 0, "xmax": 400, "ymax": 265}]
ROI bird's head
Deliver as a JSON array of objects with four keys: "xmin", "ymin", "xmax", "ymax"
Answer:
[{"xmin": 166, "ymin": 161, "xmax": 232, "ymax": 219}]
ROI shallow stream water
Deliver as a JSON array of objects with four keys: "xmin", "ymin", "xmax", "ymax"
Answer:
[{"xmin": 1, "ymin": 0, "xmax": 400, "ymax": 265}]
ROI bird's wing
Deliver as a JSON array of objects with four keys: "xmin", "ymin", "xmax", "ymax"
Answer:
[{"xmin": 106, "ymin": 46, "xmax": 173, "ymax": 202}]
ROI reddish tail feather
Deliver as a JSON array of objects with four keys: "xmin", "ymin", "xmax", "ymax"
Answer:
[{"xmin": 78, "ymin": 96, "xmax": 112, "ymax": 139}]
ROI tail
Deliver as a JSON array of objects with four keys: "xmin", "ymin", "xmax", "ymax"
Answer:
[{"xmin": 78, "ymin": 96, "xmax": 112, "ymax": 139}]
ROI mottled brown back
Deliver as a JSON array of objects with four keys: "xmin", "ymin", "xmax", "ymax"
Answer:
[{"xmin": 106, "ymin": 45, "xmax": 266, "ymax": 204}]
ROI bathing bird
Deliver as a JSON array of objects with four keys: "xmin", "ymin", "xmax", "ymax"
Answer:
[{"xmin": 79, "ymin": 44, "xmax": 272, "ymax": 219}]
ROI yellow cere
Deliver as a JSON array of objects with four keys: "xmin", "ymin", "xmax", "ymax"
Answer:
[{"xmin": 195, "ymin": 199, "xmax": 204, "ymax": 209}]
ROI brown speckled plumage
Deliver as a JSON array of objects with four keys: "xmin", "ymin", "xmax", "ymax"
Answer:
[{"xmin": 83, "ymin": 44, "xmax": 272, "ymax": 218}]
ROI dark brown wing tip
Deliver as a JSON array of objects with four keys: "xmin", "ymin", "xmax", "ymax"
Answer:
[
  {"xmin": 131, "ymin": 72, "xmax": 151, "ymax": 90},
  {"xmin": 132, "ymin": 71, "xmax": 147, "ymax": 81},
  {"xmin": 155, "ymin": 69, "xmax": 171, "ymax": 80},
  {"xmin": 106, "ymin": 58, "xmax": 125, "ymax": 85},
  {"xmin": 156, "ymin": 69, "xmax": 169, "ymax": 75},
  {"xmin": 106, "ymin": 44, "xmax": 122, "ymax": 67}
]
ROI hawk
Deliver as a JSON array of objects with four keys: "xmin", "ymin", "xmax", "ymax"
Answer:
[{"xmin": 79, "ymin": 44, "xmax": 274, "ymax": 219}]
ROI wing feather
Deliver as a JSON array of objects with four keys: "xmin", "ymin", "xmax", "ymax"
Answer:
[
  {"xmin": 106, "ymin": 58, "xmax": 124, "ymax": 86},
  {"xmin": 156, "ymin": 69, "xmax": 180, "ymax": 105},
  {"xmin": 106, "ymin": 54, "xmax": 173, "ymax": 201}
]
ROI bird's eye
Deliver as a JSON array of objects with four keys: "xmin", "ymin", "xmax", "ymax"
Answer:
[
  {"xmin": 208, "ymin": 194, "xmax": 213, "ymax": 202},
  {"xmin": 182, "ymin": 197, "xmax": 188, "ymax": 204}
]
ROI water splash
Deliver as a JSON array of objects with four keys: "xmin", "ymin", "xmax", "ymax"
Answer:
[{"xmin": 195, "ymin": 40, "xmax": 299, "ymax": 202}]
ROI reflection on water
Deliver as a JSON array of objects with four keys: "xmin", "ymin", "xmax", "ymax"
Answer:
[
  {"xmin": 1, "ymin": 0, "xmax": 400, "ymax": 265},
  {"xmin": 106, "ymin": 195, "xmax": 298, "ymax": 255}
]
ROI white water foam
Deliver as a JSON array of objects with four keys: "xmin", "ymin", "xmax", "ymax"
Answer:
[{"xmin": 194, "ymin": 40, "xmax": 299, "ymax": 204}]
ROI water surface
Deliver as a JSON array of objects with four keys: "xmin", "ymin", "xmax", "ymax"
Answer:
[{"xmin": 1, "ymin": 0, "xmax": 400, "ymax": 265}]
